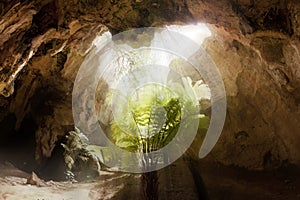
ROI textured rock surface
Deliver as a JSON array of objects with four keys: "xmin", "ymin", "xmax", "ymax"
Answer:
[
  {"xmin": 0, "ymin": 0, "xmax": 299, "ymax": 170},
  {"xmin": 1, "ymin": 158, "xmax": 299, "ymax": 200}
]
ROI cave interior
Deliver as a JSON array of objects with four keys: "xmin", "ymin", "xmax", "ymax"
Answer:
[{"xmin": 0, "ymin": 0, "xmax": 300, "ymax": 199}]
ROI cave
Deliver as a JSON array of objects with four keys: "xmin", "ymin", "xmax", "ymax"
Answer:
[{"xmin": 0, "ymin": 0, "xmax": 300, "ymax": 199}]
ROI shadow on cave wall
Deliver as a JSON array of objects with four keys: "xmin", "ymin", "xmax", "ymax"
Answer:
[
  {"xmin": 0, "ymin": 114, "xmax": 37, "ymax": 171},
  {"xmin": 0, "ymin": 112, "xmax": 68, "ymax": 180}
]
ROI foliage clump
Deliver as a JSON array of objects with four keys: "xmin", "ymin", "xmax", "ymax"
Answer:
[
  {"xmin": 107, "ymin": 77, "xmax": 210, "ymax": 154},
  {"xmin": 61, "ymin": 127, "xmax": 101, "ymax": 182}
]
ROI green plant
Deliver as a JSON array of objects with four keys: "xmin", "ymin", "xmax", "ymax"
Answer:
[
  {"xmin": 107, "ymin": 77, "xmax": 210, "ymax": 154},
  {"xmin": 61, "ymin": 127, "xmax": 101, "ymax": 181}
]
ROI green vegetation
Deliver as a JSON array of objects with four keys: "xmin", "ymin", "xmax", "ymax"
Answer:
[
  {"xmin": 107, "ymin": 77, "xmax": 209, "ymax": 154},
  {"xmin": 61, "ymin": 127, "xmax": 101, "ymax": 182},
  {"xmin": 62, "ymin": 77, "xmax": 210, "ymax": 177}
]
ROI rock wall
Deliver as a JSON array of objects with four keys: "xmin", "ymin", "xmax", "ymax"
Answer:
[{"xmin": 0, "ymin": 0, "xmax": 299, "ymax": 169}]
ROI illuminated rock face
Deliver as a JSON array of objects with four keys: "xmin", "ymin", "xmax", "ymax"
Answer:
[{"xmin": 0, "ymin": 0, "xmax": 300, "ymax": 169}]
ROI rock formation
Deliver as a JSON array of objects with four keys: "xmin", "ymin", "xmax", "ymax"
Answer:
[{"xmin": 0, "ymin": 0, "xmax": 299, "ymax": 171}]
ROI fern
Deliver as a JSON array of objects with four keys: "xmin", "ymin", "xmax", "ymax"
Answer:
[{"xmin": 107, "ymin": 77, "xmax": 209, "ymax": 154}]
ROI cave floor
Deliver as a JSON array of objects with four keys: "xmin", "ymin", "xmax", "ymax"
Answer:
[
  {"xmin": 0, "ymin": 159, "xmax": 299, "ymax": 200},
  {"xmin": 199, "ymin": 161, "xmax": 300, "ymax": 200}
]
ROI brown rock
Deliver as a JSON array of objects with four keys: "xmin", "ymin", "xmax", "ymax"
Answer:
[
  {"xmin": 0, "ymin": 0, "xmax": 300, "ymax": 171},
  {"xmin": 26, "ymin": 172, "xmax": 46, "ymax": 187}
]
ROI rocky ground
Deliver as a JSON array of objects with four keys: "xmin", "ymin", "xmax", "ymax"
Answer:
[
  {"xmin": 0, "ymin": 162, "xmax": 140, "ymax": 200},
  {"xmin": 1, "ymin": 158, "xmax": 299, "ymax": 200}
]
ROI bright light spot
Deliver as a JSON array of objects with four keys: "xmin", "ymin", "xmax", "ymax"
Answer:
[
  {"xmin": 166, "ymin": 23, "xmax": 211, "ymax": 45},
  {"xmin": 93, "ymin": 31, "xmax": 112, "ymax": 50},
  {"xmin": 91, "ymin": 25, "xmax": 212, "ymax": 93},
  {"xmin": 92, "ymin": 23, "xmax": 211, "ymax": 51},
  {"xmin": 148, "ymin": 23, "xmax": 212, "ymax": 67}
]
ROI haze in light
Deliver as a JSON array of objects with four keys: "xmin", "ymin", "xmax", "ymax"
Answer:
[
  {"xmin": 92, "ymin": 23, "xmax": 212, "ymax": 49},
  {"xmin": 166, "ymin": 23, "xmax": 212, "ymax": 46},
  {"xmin": 91, "ymin": 24, "xmax": 212, "ymax": 92}
]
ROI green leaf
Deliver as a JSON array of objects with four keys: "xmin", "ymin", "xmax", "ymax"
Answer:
[
  {"xmin": 198, "ymin": 115, "xmax": 210, "ymax": 130},
  {"xmin": 105, "ymin": 77, "xmax": 210, "ymax": 153}
]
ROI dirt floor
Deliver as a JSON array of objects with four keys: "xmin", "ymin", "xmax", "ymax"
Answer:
[
  {"xmin": 0, "ymin": 159, "xmax": 299, "ymax": 200},
  {"xmin": 199, "ymin": 161, "xmax": 300, "ymax": 200}
]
